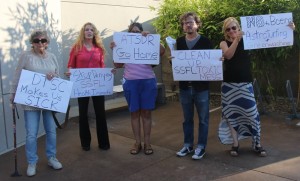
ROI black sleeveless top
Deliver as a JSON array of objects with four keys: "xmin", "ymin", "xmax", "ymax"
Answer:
[
  {"xmin": 176, "ymin": 35, "xmax": 213, "ymax": 91},
  {"xmin": 223, "ymin": 39, "xmax": 252, "ymax": 83}
]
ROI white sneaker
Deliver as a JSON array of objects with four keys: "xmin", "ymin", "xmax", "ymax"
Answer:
[
  {"xmin": 176, "ymin": 146, "xmax": 193, "ymax": 157},
  {"xmin": 48, "ymin": 157, "xmax": 63, "ymax": 170},
  {"xmin": 27, "ymin": 163, "xmax": 36, "ymax": 177},
  {"xmin": 192, "ymin": 148, "xmax": 205, "ymax": 160}
]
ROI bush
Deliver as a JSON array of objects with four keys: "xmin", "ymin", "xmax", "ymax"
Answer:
[{"xmin": 151, "ymin": 0, "xmax": 300, "ymax": 99}]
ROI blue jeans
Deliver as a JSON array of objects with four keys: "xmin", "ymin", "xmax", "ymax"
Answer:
[
  {"xmin": 24, "ymin": 110, "xmax": 57, "ymax": 164},
  {"xmin": 179, "ymin": 88, "xmax": 209, "ymax": 149}
]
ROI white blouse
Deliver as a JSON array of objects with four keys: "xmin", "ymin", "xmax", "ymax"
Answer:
[{"xmin": 11, "ymin": 50, "xmax": 59, "ymax": 110}]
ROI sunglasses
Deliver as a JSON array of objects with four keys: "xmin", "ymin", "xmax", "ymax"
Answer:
[
  {"xmin": 32, "ymin": 38, "xmax": 48, "ymax": 43},
  {"xmin": 131, "ymin": 30, "xmax": 141, "ymax": 33},
  {"xmin": 225, "ymin": 26, "xmax": 237, "ymax": 32}
]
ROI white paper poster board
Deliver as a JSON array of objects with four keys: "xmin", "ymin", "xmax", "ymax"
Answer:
[
  {"xmin": 240, "ymin": 13, "xmax": 294, "ymax": 50},
  {"xmin": 14, "ymin": 69, "xmax": 73, "ymax": 113},
  {"xmin": 113, "ymin": 32, "xmax": 160, "ymax": 64},
  {"xmin": 171, "ymin": 49, "xmax": 223, "ymax": 81},
  {"xmin": 70, "ymin": 68, "xmax": 114, "ymax": 98}
]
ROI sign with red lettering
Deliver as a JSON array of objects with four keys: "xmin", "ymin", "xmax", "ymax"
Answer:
[
  {"xmin": 14, "ymin": 69, "xmax": 73, "ymax": 113},
  {"xmin": 171, "ymin": 49, "xmax": 223, "ymax": 81},
  {"xmin": 70, "ymin": 68, "xmax": 114, "ymax": 98},
  {"xmin": 241, "ymin": 13, "xmax": 294, "ymax": 50},
  {"xmin": 113, "ymin": 32, "xmax": 160, "ymax": 64}
]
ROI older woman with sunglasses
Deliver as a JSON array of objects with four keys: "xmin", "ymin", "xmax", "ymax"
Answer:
[
  {"xmin": 218, "ymin": 17, "xmax": 295, "ymax": 157},
  {"xmin": 10, "ymin": 29, "xmax": 62, "ymax": 176}
]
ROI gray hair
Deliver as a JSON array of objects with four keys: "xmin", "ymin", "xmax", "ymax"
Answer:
[{"xmin": 29, "ymin": 29, "xmax": 50, "ymax": 44}]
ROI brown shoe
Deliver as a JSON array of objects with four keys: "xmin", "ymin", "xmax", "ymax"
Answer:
[
  {"xmin": 130, "ymin": 143, "xmax": 142, "ymax": 155},
  {"xmin": 144, "ymin": 144, "xmax": 153, "ymax": 155}
]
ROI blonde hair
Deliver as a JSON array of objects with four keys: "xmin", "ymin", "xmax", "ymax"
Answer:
[
  {"xmin": 72, "ymin": 22, "xmax": 106, "ymax": 56},
  {"xmin": 222, "ymin": 17, "xmax": 241, "ymax": 41}
]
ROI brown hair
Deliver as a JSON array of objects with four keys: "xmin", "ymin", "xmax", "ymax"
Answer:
[
  {"xmin": 179, "ymin": 12, "xmax": 202, "ymax": 31},
  {"xmin": 128, "ymin": 22, "xmax": 143, "ymax": 32}
]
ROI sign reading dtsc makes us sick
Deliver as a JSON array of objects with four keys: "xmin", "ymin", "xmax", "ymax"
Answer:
[{"xmin": 14, "ymin": 69, "xmax": 73, "ymax": 113}]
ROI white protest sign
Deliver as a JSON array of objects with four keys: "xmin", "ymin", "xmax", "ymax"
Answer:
[
  {"xmin": 113, "ymin": 32, "xmax": 160, "ymax": 64},
  {"xmin": 14, "ymin": 69, "xmax": 73, "ymax": 113},
  {"xmin": 70, "ymin": 68, "xmax": 114, "ymax": 98},
  {"xmin": 240, "ymin": 13, "xmax": 293, "ymax": 50},
  {"xmin": 171, "ymin": 49, "xmax": 223, "ymax": 81}
]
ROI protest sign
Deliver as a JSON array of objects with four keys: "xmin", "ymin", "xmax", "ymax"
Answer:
[
  {"xmin": 113, "ymin": 32, "xmax": 160, "ymax": 64},
  {"xmin": 14, "ymin": 69, "xmax": 73, "ymax": 113},
  {"xmin": 70, "ymin": 68, "xmax": 114, "ymax": 98},
  {"xmin": 240, "ymin": 13, "xmax": 293, "ymax": 50},
  {"xmin": 171, "ymin": 49, "xmax": 223, "ymax": 81}
]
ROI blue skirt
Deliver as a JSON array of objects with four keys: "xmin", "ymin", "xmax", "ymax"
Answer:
[{"xmin": 218, "ymin": 82, "xmax": 261, "ymax": 146}]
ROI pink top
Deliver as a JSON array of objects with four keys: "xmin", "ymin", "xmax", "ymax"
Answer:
[
  {"xmin": 124, "ymin": 64, "xmax": 155, "ymax": 80},
  {"xmin": 68, "ymin": 46, "xmax": 105, "ymax": 68}
]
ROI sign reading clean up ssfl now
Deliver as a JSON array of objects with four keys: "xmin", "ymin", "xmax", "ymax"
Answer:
[{"xmin": 171, "ymin": 49, "xmax": 223, "ymax": 81}]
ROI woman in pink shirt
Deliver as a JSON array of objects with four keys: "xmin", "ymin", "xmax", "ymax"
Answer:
[
  {"xmin": 66, "ymin": 22, "xmax": 110, "ymax": 151},
  {"xmin": 111, "ymin": 22, "xmax": 165, "ymax": 155}
]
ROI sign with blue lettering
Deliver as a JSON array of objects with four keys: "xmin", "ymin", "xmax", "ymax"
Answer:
[
  {"xmin": 171, "ymin": 50, "xmax": 223, "ymax": 81},
  {"xmin": 241, "ymin": 13, "xmax": 294, "ymax": 50},
  {"xmin": 113, "ymin": 32, "xmax": 160, "ymax": 64},
  {"xmin": 14, "ymin": 69, "xmax": 73, "ymax": 113},
  {"xmin": 70, "ymin": 68, "xmax": 114, "ymax": 98}
]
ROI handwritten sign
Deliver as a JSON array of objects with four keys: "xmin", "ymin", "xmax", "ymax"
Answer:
[
  {"xmin": 240, "ymin": 13, "xmax": 294, "ymax": 50},
  {"xmin": 14, "ymin": 69, "xmax": 73, "ymax": 113},
  {"xmin": 171, "ymin": 50, "xmax": 223, "ymax": 81},
  {"xmin": 113, "ymin": 32, "xmax": 161, "ymax": 64},
  {"xmin": 70, "ymin": 68, "xmax": 114, "ymax": 98}
]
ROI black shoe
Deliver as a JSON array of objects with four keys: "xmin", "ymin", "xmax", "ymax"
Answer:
[
  {"xmin": 82, "ymin": 146, "xmax": 90, "ymax": 151},
  {"xmin": 99, "ymin": 145, "xmax": 110, "ymax": 150}
]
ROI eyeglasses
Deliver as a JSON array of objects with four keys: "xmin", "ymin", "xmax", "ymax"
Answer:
[
  {"xmin": 32, "ymin": 38, "xmax": 47, "ymax": 43},
  {"xmin": 225, "ymin": 26, "xmax": 237, "ymax": 32},
  {"xmin": 131, "ymin": 30, "xmax": 141, "ymax": 33},
  {"xmin": 183, "ymin": 21, "xmax": 195, "ymax": 26}
]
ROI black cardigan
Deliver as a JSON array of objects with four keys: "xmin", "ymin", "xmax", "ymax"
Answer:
[{"xmin": 176, "ymin": 35, "xmax": 213, "ymax": 92}]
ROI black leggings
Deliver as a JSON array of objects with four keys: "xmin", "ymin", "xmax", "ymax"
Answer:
[{"xmin": 78, "ymin": 96, "xmax": 110, "ymax": 148}]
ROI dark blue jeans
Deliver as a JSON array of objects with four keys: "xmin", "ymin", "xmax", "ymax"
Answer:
[{"xmin": 179, "ymin": 88, "xmax": 209, "ymax": 149}]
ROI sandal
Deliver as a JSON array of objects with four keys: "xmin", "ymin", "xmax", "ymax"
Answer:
[
  {"xmin": 130, "ymin": 143, "xmax": 142, "ymax": 155},
  {"xmin": 230, "ymin": 145, "xmax": 239, "ymax": 157},
  {"xmin": 144, "ymin": 144, "xmax": 153, "ymax": 155},
  {"xmin": 254, "ymin": 146, "xmax": 267, "ymax": 157}
]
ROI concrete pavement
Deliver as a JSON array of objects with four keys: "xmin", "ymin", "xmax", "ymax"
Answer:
[{"xmin": 1, "ymin": 100, "xmax": 300, "ymax": 181}]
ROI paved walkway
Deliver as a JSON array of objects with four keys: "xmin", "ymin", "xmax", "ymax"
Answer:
[{"xmin": 1, "ymin": 101, "xmax": 300, "ymax": 181}]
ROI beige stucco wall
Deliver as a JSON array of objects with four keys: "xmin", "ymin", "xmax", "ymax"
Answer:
[{"xmin": 61, "ymin": 0, "xmax": 163, "ymax": 85}]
